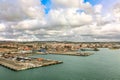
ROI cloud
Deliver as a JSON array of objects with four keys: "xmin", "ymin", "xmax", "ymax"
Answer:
[
  {"xmin": 0, "ymin": 0, "xmax": 44, "ymax": 21},
  {"xmin": 18, "ymin": 0, "xmax": 45, "ymax": 19},
  {"xmin": 85, "ymin": 22, "xmax": 120, "ymax": 41},
  {"xmin": 47, "ymin": 8, "xmax": 93, "ymax": 27},
  {"xmin": 16, "ymin": 34, "xmax": 40, "ymax": 41},
  {"xmin": 0, "ymin": 0, "xmax": 120, "ymax": 42},
  {"xmin": 0, "ymin": 23, "xmax": 6, "ymax": 31},
  {"xmin": 113, "ymin": 3, "xmax": 120, "ymax": 22},
  {"xmin": 92, "ymin": 23, "xmax": 120, "ymax": 36},
  {"xmin": 12, "ymin": 19, "xmax": 46, "ymax": 30},
  {"xmin": 51, "ymin": 0, "xmax": 83, "ymax": 8},
  {"xmin": 94, "ymin": 4, "xmax": 103, "ymax": 14},
  {"xmin": 51, "ymin": 0, "xmax": 93, "ymax": 14}
]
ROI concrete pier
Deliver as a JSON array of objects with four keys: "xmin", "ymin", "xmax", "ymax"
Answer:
[
  {"xmin": 49, "ymin": 52, "xmax": 94, "ymax": 56},
  {"xmin": 0, "ymin": 57, "xmax": 63, "ymax": 71}
]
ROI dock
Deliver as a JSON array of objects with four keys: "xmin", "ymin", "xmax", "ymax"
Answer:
[
  {"xmin": 49, "ymin": 52, "xmax": 94, "ymax": 56},
  {"xmin": 0, "ymin": 57, "xmax": 63, "ymax": 71}
]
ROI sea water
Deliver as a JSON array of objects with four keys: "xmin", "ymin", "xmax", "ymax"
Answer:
[{"xmin": 0, "ymin": 48, "xmax": 120, "ymax": 80}]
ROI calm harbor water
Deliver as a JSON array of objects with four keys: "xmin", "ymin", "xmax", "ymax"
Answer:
[{"xmin": 1, "ymin": 48, "xmax": 120, "ymax": 80}]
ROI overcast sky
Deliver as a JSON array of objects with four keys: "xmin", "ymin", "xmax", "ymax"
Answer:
[{"xmin": 0, "ymin": 0, "xmax": 120, "ymax": 42}]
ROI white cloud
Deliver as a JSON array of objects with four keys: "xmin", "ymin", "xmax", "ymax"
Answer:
[
  {"xmin": 51, "ymin": 0, "xmax": 93, "ymax": 14},
  {"xmin": 80, "ymin": 2, "xmax": 93, "ymax": 14},
  {"xmin": 0, "ymin": 23, "xmax": 6, "ymax": 31},
  {"xmin": 18, "ymin": 0, "xmax": 45, "ymax": 19},
  {"xmin": 94, "ymin": 4, "xmax": 103, "ymax": 14},
  {"xmin": 0, "ymin": 0, "xmax": 120, "ymax": 42},
  {"xmin": 47, "ymin": 8, "xmax": 93, "ymax": 26},
  {"xmin": 51, "ymin": 0, "xmax": 83, "ymax": 8},
  {"xmin": 94, "ymin": 23, "xmax": 120, "ymax": 35},
  {"xmin": 84, "ymin": 22, "xmax": 120, "ymax": 42},
  {"xmin": 17, "ymin": 34, "xmax": 40, "ymax": 41},
  {"xmin": 25, "ymin": 29, "xmax": 47, "ymax": 35},
  {"xmin": 0, "ymin": 0, "xmax": 45, "ymax": 21},
  {"xmin": 12, "ymin": 19, "xmax": 46, "ymax": 30},
  {"xmin": 113, "ymin": 3, "xmax": 120, "ymax": 22}
]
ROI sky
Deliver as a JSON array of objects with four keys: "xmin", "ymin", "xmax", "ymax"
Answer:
[{"xmin": 0, "ymin": 0, "xmax": 120, "ymax": 42}]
